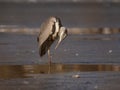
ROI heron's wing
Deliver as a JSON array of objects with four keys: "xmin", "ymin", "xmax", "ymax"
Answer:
[
  {"xmin": 38, "ymin": 19, "xmax": 54, "ymax": 46},
  {"xmin": 39, "ymin": 36, "xmax": 54, "ymax": 56}
]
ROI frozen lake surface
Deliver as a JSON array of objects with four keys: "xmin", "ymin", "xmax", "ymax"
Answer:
[{"xmin": 0, "ymin": 33, "xmax": 119, "ymax": 90}]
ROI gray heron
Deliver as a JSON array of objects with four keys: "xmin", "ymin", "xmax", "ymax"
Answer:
[{"xmin": 37, "ymin": 16, "xmax": 68, "ymax": 63}]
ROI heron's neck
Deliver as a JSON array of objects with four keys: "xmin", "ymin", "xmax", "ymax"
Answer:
[{"xmin": 52, "ymin": 22, "xmax": 60, "ymax": 39}]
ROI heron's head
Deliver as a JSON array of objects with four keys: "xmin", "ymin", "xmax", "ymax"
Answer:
[
  {"xmin": 49, "ymin": 17, "xmax": 62, "ymax": 27},
  {"xmin": 55, "ymin": 27, "xmax": 68, "ymax": 49}
]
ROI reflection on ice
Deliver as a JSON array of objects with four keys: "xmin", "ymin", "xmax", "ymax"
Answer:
[{"xmin": 0, "ymin": 64, "xmax": 119, "ymax": 79}]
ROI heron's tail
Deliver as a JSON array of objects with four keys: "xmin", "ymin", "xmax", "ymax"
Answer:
[
  {"xmin": 39, "ymin": 47, "xmax": 45, "ymax": 57},
  {"xmin": 39, "ymin": 45, "xmax": 48, "ymax": 57}
]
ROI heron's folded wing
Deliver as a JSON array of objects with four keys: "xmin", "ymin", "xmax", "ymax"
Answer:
[{"xmin": 39, "ymin": 20, "xmax": 54, "ymax": 46}]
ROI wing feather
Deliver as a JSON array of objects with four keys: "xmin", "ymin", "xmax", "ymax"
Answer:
[{"xmin": 38, "ymin": 18, "xmax": 54, "ymax": 47}]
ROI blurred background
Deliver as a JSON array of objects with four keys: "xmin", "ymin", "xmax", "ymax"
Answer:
[{"xmin": 0, "ymin": 0, "xmax": 120, "ymax": 34}]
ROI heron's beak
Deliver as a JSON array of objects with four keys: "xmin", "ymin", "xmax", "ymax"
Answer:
[
  {"xmin": 55, "ymin": 36, "xmax": 62, "ymax": 49},
  {"xmin": 55, "ymin": 27, "xmax": 67, "ymax": 49}
]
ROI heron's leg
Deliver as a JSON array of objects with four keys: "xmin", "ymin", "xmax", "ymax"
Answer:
[{"xmin": 47, "ymin": 49, "xmax": 52, "ymax": 64}]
